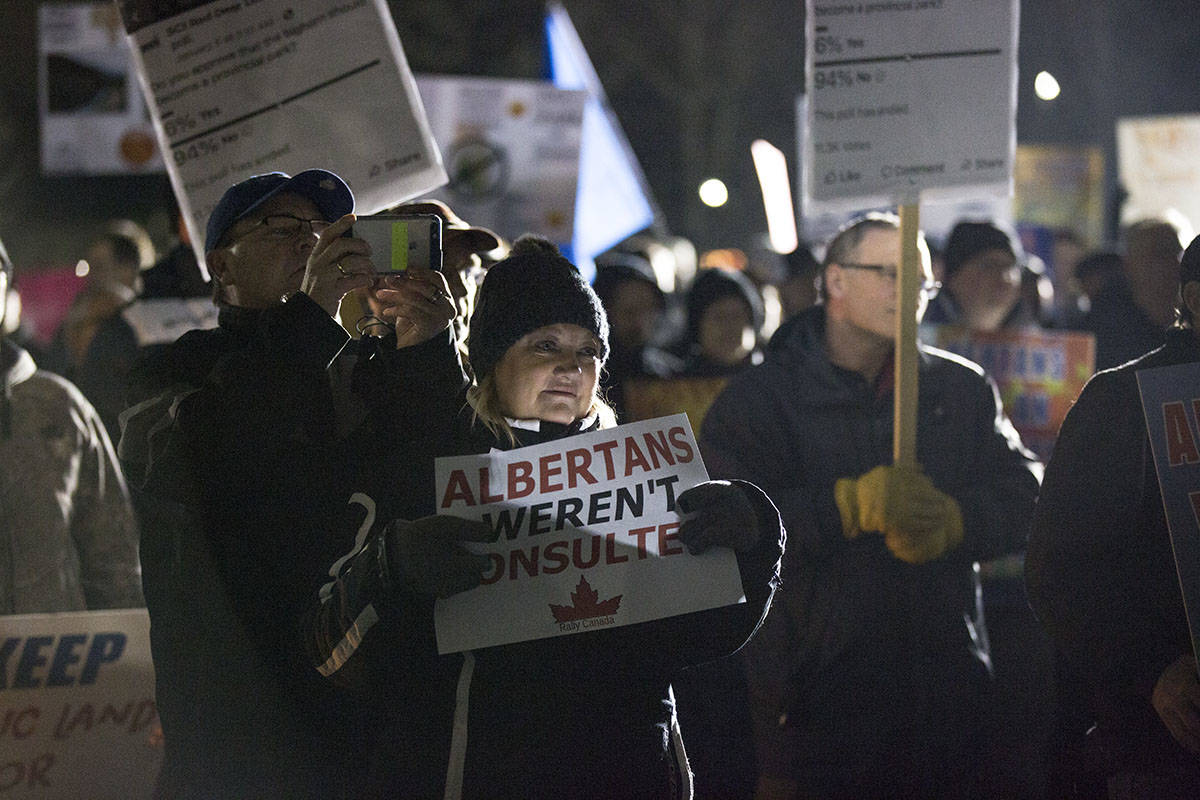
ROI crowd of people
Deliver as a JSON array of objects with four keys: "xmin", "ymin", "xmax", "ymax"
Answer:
[{"xmin": 2, "ymin": 164, "xmax": 1199, "ymax": 800}]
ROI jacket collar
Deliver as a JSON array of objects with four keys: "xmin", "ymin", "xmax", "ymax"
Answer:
[
  {"xmin": 506, "ymin": 412, "xmax": 602, "ymax": 447},
  {"xmin": 767, "ymin": 305, "xmax": 934, "ymax": 398},
  {"xmin": 216, "ymin": 302, "xmax": 269, "ymax": 334}
]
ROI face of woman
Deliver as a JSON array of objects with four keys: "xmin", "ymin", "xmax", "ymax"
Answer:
[
  {"xmin": 493, "ymin": 323, "xmax": 602, "ymax": 424},
  {"xmin": 698, "ymin": 295, "xmax": 755, "ymax": 365}
]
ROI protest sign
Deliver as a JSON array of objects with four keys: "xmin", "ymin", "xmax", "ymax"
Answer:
[
  {"xmin": 1117, "ymin": 114, "xmax": 1200, "ymax": 233},
  {"xmin": 415, "ymin": 75, "xmax": 587, "ymax": 244},
  {"xmin": 924, "ymin": 325, "xmax": 1095, "ymax": 460},
  {"xmin": 39, "ymin": 3, "xmax": 162, "ymax": 175},
  {"xmin": 803, "ymin": 0, "xmax": 1018, "ymax": 209},
  {"xmin": 1137, "ymin": 362, "xmax": 1200, "ymax": 664},
  {"xmin": 433, "ymin": 415, "xmax": 744, "ymax": 654},
  {"xmin": 1014, "ymin": 144, "xmax": 1105, "ymax": 248},
  {"xmin": 0, "ymin": 609, "xmax": 159, "ymax": 799},
  {"xmin": 117, "ymin": 0, "xmax": 447, "ymax": 274},
  {"xmin": 621, "ymin": 377, "xmax": 730, "ymax": 434}
]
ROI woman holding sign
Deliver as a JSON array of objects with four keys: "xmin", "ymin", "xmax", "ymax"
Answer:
[{"xmin": 310, "ymin": 236, "xmax": 784, "ymax": 799}]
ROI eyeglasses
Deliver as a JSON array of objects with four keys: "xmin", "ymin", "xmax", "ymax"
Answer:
[
  {"xmin": 230, "ymin": 214, "xmax": 331, "ymax": 243},
  {"xmin": 839, "ymin": 262, "xmax": 942, "ymax": 299}
]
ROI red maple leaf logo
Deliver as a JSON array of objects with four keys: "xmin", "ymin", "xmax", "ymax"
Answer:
[{"xmin": 549, "ymin": 575, "xmax": 622, "ymax": 623}]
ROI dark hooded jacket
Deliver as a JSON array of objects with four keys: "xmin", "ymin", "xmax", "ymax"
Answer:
[
  {"xmin": 1027, "ymin": 327, "xmax": 1200, "ymax": 786},
  {"xmin": 700, "ymin": 305, "xmax": 1041, "ymax": 795}
]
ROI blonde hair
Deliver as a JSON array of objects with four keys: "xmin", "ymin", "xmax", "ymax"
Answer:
[{"xmin": 467, "ymin": 373, "xmax": 617, "ymax": 447}]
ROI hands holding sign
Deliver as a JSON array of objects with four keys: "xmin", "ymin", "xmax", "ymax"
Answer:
[
  {"xmin": 835, "ymin": 464, "xmax": 963, "ymax": 564},
  {"xmin": 384, "ymin": 516, "xmax": 492, "ymax": 599},
  {"xmin": 677, "ymin": 480, "xmax": 760, "ymax": 554}
]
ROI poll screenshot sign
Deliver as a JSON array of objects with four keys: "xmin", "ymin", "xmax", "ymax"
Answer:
[
  {"xmin": 432, "ymin": 415, "xmax": 745, "ymax": 654},
  {"xmin": 803, "ymin": 0, "xmax": 1018, "ymax": 209},
  {"xmin": 117, "ymin": 0, "xmax": 447, "ymax": 274},
  {"xmin": 1139, "ymin": 362, "xmax": 1200, "ymax": 664}
]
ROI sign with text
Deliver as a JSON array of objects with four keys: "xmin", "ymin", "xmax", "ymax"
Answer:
[
  {"xmin": 415, "ymin": 75, "xmax": 586, "ymax": 244},
  {"xmin": 1117, "ymin": 114, "xmax": 1200, "ymax": 233},
  {"xmin": 1138, "ymin": 362, "xmax": 1200, "ymax": 664},
  {"xmin": 39, "ymin": 3, "xmax": 163, "ymax": 175},
  {"xmin": 0, "ymin": 609, "xmax": 160, "ymax": 799},
  {"xmin": 924, "ymin": 325, "xmax": 1095, "ymax": 460},
  {"xmin": 433, "ymin": 415, "xmax": 744, "ymax": 654},
  {"xmin": 118, "ymin": 0, "xmax": 447, "ymax": 274},
  {"xmin": 803, "ymin": 0, "xmax": 1018, "ymax": 208}
]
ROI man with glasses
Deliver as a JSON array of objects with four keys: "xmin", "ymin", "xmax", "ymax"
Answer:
[
  {"xmin": 120, "ymin": 170, "xmax": 473, "ymax": 798},
  {"xmin": 699, "ymin": 212, "xmax": 1041, "ymax": 799}
]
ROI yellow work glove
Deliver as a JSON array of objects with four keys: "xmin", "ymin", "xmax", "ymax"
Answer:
[{"xmin": 833, "ymin": 464, "xmax": 964, "ymax": 564}]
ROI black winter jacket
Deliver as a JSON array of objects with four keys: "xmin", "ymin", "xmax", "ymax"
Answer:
[
  {"xmin": 121, "ymin": 294, "xmax": 466, "ymax": 799},
  {"xmin": 307, "ymin": 405, "xmax": 785, "ymax": 799},
  {"xmin": 700, "ymin": 306, "xmax": 1042, "ymax": 793},
  {"xmin": 1027, "ymin": 327, "xmax": 1200, "ymax": 783}
]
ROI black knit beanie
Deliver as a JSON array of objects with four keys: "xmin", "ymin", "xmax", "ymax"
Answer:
[
  {"xmin": 467, "ymin": 235, "xmax": 609, "ymax": 380},
  {"xmin": 685, "ymin": 267, "xmax": 764, "ymax": 346},
  {"xmin": 943, "ymin": 221, "xmax": 1018, "ymax": 279}
]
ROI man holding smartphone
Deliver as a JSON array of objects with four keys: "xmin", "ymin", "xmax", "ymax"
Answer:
[{"xmin": 120, "ymin": 169, "xmax": 482, "ymax": 798}]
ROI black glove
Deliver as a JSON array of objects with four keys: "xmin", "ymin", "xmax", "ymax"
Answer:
[
  {"xmin": 384, "ymin": 515, "xmax": 493, "ymax": 598},
  {"xmin": 676, "ymin": 480, "xmax": 759, "ymax": 554}
]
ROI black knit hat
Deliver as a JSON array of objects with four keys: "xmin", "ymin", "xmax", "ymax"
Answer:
[
  {"xmin": 592, "ymin": 252, "xmax": 665, "ymax": 311},
  {"xmin": 943, "ymin": 221, "xmax": 1019, "ymax": 278},
  {"xmin": 468, "ymin": 235, "xmax": 609, "ymax": 380},
  {"xmin": 685, "ymin": 267, "xmax": 764, "ymax": 346}
]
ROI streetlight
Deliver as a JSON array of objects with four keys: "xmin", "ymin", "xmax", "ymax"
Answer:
[{"xmin": 699, "ymin": 178, "xmax": 729, "ymax": 208}]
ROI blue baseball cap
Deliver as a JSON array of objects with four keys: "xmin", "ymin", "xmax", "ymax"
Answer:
[{"xmin": 204, "ymin": 169, "xmax": 354, "ymax": 254}]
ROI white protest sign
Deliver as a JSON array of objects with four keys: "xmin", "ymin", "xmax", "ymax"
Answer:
[
  {"xmin": 433, "ymin": 415, "xmax": 745, "ymax": 654},
  {"xmin": 119, "ymin": 0, "xmax": 447, "ymax": 273},
  {"xmin": 416, "ymin": 75, "xmax": 586, "ymax": 244},
  {"xmin": 0, "ymin": 609, "xmax": 160, "ymax": 799},
  {"xmin": 803, "ymin": 0, "xmax": 1018, "ymax": 209},
  {"xmin": 1117, "ymin": 114, "xmax": 1200, "ymax": 234},
  {"xmin": 39, "ymin": 3, "xmax": 163, "ymax": 175}
]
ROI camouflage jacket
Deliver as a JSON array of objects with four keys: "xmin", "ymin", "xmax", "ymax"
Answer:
[{"xmin": 0, "ymin": 339, "xmax": 143, "ymax": 614}]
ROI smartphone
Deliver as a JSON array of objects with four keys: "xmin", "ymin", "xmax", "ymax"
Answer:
[{"xmin": 350, "ymin": 213, "xmax": 443, "ymax": 273}]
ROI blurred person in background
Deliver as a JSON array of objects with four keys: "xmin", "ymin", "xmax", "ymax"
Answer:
[
  {"xmin": 924, "ymin": 220, "xmax": 1037, "ymax": 332},
  {"xmin": 680, "ymin": 267, "xmax": 765, "ymax": 377},
  {"xmin": 1050, "ymin": 229, "xmax": 1089, "ymax": 326},
  {"xmin": 1080, "ymin": 251, "xmax": 1123, "ymax": 314},
  {"xmin": 1082, "ymin": 218, "xmax": 1188, "ymax": 370},
  {"xmin": 45, "ymin": 219, "xmax": 154, "ymax": 381},
  {"xmin": 592, "ymin": 250, "xmax": 682, "ymax": 417},
  {"xmin": 0, "ymin": 232, "xmax": 143, "ymax": 615},
  {"xmin": 1022, "ymin": 254, "xmax": 1057, "ymax": 328},
  {"xmin": 76, "ymin": 200, "xmax": 214, "ymax": 440},
  {"xmin": 777, "ymin": 242, "xmax": 821, "ymax": 324}
]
